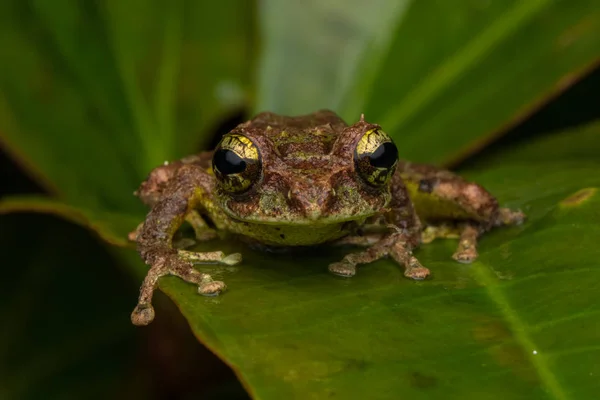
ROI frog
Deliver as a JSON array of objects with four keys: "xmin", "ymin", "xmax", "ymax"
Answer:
[{"xmin": 129, "ymin": 110, "xmax": 525, "ymax": 326}]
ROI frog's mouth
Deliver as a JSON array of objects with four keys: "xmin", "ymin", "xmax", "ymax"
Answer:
[
  {"xmin": 220, "ymin": 198, "xmax": 384, "ymax": 226},
  {"xmin": 226, "ymin": 213, "xmax": 373, "ymax": 247},
  {"xmin": 232, "ymin": 212, "xmax": 374, "ymax": 226},
  {"xmin": 216, "ymin": 179, "xmax": 391, "ymax": 226}
]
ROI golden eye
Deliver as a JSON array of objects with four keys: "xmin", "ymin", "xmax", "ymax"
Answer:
[
  {"xmin": 212, "ymin": 134, "xmax": 261, "ymax": 193},
  {"xmin": 354, "ymin": 129, "xmax": 398, "ymax": 187}
]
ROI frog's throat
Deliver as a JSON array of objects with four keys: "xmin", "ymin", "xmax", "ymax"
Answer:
[{"xmin": 221, "ymin": 206, "xmax": 376, "ymax": 226}]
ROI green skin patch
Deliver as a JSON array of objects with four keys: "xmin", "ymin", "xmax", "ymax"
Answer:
[{"xmin": 404, "ymin": 180, "xmax": 477, "ymax": 222}]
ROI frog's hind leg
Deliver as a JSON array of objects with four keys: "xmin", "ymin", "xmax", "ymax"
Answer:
[
  {"xmin": 494, "ymin": 207, "xmax": 526, "ymax": 227},
  {"xmin": 418, "ymin": 221, "xmax": 481, "ymax": 263},
  {"xmin": 424, "ymin": 207, "xmax": 524, "ymax": 264},
  {"xmin": 421, "ymin": 212, "xmax": 523, "ymax": 264},
  {"xmin": 451, "ymin": 207, "xmax": 525, "ymax": 263},
  {"xmin": 452, "ymin": 223, "xmax": 480, "ymax": 263}
]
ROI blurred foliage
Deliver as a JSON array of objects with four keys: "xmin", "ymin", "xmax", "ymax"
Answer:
[{"xmin": 1, "ymin": 0, "xmax": 600, "ymax": 399}]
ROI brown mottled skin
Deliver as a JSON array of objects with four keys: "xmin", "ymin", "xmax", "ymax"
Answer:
[{"xmin": 130, "ymin": 110, "xmax": 525, "ymax": 326}]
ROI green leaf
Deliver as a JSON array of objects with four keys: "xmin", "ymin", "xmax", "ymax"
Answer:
[
  {"xmin": 256, "ymin": 0, "xmax": 600, "ymax": 164},
  {"xmin": 0, "ymin": 0, "xmax": 254, "ymax": 213},
  {"xmin": 0, "ymin": 195, "xmax": 148, "ymax": 281},
  {"xmin": 0, "ymin": 195, "xmax": 138, "ymax": 247}
]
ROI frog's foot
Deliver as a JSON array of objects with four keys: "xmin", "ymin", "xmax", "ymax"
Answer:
[
  {"xmin": 495, "ymin": 207, "xmax": 526, "ymax": 226},
  {"xmin": 131, "ymin": 303, "xmax": 155, "ymax": 326},
  {"xmin": 327, "ymin": 244, "xmax": 387, "ymax": 278},
  {"xmin": 198, "ymin": 277, "xmax": 227, "ymax": 296},
  {"xmin": 402, "ymin": 257, "xmax": 431, "ymax": 280},
  {"xmin": 451, "ymin": 223, "xmax": 480, "ymax": 264},
  {"xmin": 131, "ymin": 249, "xmax": 232, "ymax": 326},
  {"xmin": 388, "ymin": 239, "xmax": 431, "ymax": 280},
  {"xmin": 177, "ymin": 249, "xmax": 242, "ymax": 265},
  {"xmin": 328, "ymin": 232, "xmax": 430, "ymax": 280},
  {"xmin": 328, "ymin": 261, "xmax": 357, "ymax": 277}
]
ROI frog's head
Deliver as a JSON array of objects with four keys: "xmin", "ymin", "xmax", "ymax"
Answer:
[{"xmin": 211, "ymin": 111, "xmax": 399, "ymax": 225}]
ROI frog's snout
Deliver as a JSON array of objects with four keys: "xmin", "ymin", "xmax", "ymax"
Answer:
[{"xmin": 290, "ymin": 184, "xmax": 335, "ymax": 221}]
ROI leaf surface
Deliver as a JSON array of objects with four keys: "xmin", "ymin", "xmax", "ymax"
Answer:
[{"xmin": 10, "ymin": 121, "xmax": 597, "ymax": 399}]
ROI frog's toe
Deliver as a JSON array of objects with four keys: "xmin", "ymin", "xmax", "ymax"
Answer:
[
  {"xmin": 177, "ymin": 249, "xmax": 239, "ymax": 265},
  {"xmin": 496, "ymin": 207, "xmax": 526, "ymax": 226},
  {"xmin": 221, "ymin": 253, "xmax": 242, "ymax": 265},
  {"xmin": 452, "ymin": 248, "xmax": 478, "ymax": 264},
  {"xmin": 128, "ymin": 222, "xmax": 144, "ymax": 242},
  {"xmin": 328, "ymin": 262, "xmax": 357, "ymax": 277},
  {"xmin": 131, "ymin": 303, "xmax": 155, "ymax": 326},
  {"xmin": 198, "ymin": 279, "xmax": 227, "ymax": 296},
  {"xmin": 404, "ymin": 266, "xmax": 430, "ymax": 280}
]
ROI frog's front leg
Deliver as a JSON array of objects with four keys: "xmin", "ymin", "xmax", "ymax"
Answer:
[
  {"xmin": 131, "ymin": 164, "xmax": 241, "ymax": 326},
  {"xmin": 128, "ymin": 210, "xmax": 218, "ymax": 245},
  {"xmin": 128, "ymin": 158, "xmax": 218, "ymax": 243},
  {"xmin": 328, "ymin": 232, "xmax": 430, "ymax": 279},
  {"xmin": 328, "ymin": 172, "xmax": 429, "ymax": 280}
]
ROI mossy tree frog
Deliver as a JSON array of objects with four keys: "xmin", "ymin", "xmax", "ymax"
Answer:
[{"xmin": 129, "ymin": 110, "xmax": 524, "ymax": 326}]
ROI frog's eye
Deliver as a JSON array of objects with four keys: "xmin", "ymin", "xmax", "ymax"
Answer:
[
  {"xmin": 354, "ymin": 129, "xmax": 398, "ymax": 187},
  {"xmin": 212, "ymin": 134, "xmax": 261, "ymax": 193}
]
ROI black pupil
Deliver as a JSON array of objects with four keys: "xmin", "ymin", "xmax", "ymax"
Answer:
[
  {"xmin": 368, "ymin": 142, "xmax": 398, "ymax": 168},
  {"xmin": 213, "ymin": 149, "xmax": 246, "ymax": 175}
]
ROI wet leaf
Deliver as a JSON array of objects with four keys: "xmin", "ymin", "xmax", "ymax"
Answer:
[{"xmin": 256, "ymin": 0, "xmax": 600, "ymax": 164}]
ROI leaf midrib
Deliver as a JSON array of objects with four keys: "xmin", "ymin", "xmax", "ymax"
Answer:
[{"xmin": 472, "ymin": 260, "xmax": 569, "ymax": 400}]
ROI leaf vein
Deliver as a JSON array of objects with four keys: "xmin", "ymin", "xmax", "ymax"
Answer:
[{"xmin": 473, "ymin": 261, "xmax": 569, "ymax": 400}]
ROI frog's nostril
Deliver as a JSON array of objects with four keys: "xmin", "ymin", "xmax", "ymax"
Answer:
[{"xmin": 294, "ymin": 187, "xmax": 335, "ymax": 220}]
